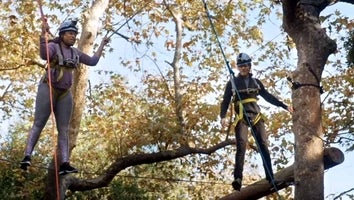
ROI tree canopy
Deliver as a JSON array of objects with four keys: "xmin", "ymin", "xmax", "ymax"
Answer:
[{"xmin": 0, "ymin": 0, "xmax": 353, "ymax": 199}]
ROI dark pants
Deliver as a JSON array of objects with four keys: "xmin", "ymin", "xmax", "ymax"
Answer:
[{"xmin": 234, "ymin": 118, "xmax": 274, "ymax": 182}]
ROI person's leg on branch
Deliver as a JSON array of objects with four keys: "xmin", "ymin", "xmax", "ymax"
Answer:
[
  {"xmin": 21, "ymin": 82, "xmax": 52, "ymax": 170},
  {"xmin": 54, "ymin": 91, "xmax": 78, "ymax": 175},
  {"xmin": 253, "ymin": 119, "xmax": 275, "ymax": 183},
  {"xmin": 232, "ymin": 121, "xmax": 248, "ymax": 191}
]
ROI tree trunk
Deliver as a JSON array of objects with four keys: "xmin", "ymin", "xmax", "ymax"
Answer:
[
  {"xmin": 219, "ymin": 147, "xmax": 344, "ymax": 200},
  {"xmin": 282, "ymin": 1, "xmax": 337, "ymax": 199},
  {"xmin": 164, "ymin": 3, "xmax": 186, "ymax": 138},
  {"xmin": 43, "ymin": 1, "xmax": 109, "ymax": 199},
  {"xmin": 70, "ymin": 0, "xmax": 109, "ymax": 153}
]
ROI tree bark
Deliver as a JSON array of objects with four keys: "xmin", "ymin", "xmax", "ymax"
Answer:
[
  {"xmin": 70, "ymin": 0, "xmax": 109, "ymax": 154},
  {"xmin": 282, "ymin": 1, "xmax": 337, "ymax": 199},
  {"xmin": 219, "ymin": 147, "xmax": 344, "ymax": 200},
  {"xmin": 164, "ymin": 2, "xmax": 186, "ymax": 138}
]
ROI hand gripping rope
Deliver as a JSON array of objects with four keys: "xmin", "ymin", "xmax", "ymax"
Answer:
[
  {"xmin": 36, "ymin": 0, "xmax": 61, "ymax": 199},
  {"xmin": 201, "ymin": 0, "xmax": 283, "ymax": 197}
]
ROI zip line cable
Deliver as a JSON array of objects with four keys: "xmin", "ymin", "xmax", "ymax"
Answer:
[
  {"xmin": 1, "ymin": 157, "xmax": 273, "ymax": 188},
  {"xmin": 201, "ymin": 0, "xmax": 283, "ymax": 198},
  {"xmin": 36, "ymin": 1, "xmax": 60, "ymax": 199}
]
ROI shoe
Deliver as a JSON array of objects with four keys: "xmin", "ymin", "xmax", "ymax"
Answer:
[
  {"xmin": 232, "ymin": 178, "xmax": 242, "ymax": 191},
  {"xmin": 20, "ymin": 156, "xmax": 31, "ymax": 170},
  {"xmin": 59, "ymin": 162, "xmax": 78, "ymax": 175}
]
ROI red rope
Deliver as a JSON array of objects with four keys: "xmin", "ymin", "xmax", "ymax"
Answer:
[{"xmin": 36, "ymin": 1, "xmax": 60, "ymax": 199}]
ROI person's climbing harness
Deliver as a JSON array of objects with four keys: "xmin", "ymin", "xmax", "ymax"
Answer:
[
  {"xmin": 201, "ymin": 0, "xmax": 285, "ymax": 198},
  {"xmin": 41, "ymin": 42, "xmax": 79, "ymax": 99},
  {"xmin": 232, "ymin": 98, "xmax": 265, "ymax": 127}
]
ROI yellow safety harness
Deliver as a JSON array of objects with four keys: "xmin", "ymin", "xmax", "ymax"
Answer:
[{"xmin": 232, "ymin": 98, "xmax": 265, "ymax": 127}]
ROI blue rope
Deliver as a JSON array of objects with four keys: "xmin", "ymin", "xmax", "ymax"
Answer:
[{"xmin": 201, "ymin": 0, "xmax": 283, "ymax": 197}]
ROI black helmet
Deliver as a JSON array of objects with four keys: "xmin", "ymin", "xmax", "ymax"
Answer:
[
  {"xmin": 237, "ymin": 53, "xmax": 251, "ymax": 65},
  {"xmin": 58, "ymin": 18, "xmax": 78, "ymax": 35}
]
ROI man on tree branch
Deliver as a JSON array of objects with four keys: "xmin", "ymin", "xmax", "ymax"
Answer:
[{"xmin": 220, "ymin": 53, "xmax": 293, "ymax": 191}]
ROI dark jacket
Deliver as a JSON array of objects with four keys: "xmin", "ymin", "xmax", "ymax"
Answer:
[{"xmin": 220, "ymin": 73, "xmax": 288, "ymax": 119}]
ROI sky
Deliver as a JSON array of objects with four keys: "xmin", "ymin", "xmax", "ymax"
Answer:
[
  {"xmin": 88, "ymin": 1, "xmax": 354, "ymax": 199},
  {"xmin": 86, "ymin": 3, "xmax": 354, "ymax": 200},
  {"xmin": 0, "ymin": 1, "xmax": 353, "ymax": 199},
  {"xmin": 315, "ymin": 3, "xmax": 354, "ymax": 200},
  {"xmin": 325, "ymin": 147, "xmax": 354, "ymax": 199}
]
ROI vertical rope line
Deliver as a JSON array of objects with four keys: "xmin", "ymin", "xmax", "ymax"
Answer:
[
  {"xmin": 45, "ymin": 29, "xmax": 61, "ymax": 200},
  {"xmin": 36, "ymin": 1, "xmax": 60, "ymax": 199},
  {"xmin": 201, "ymin": 0, "xmax": 283, "ymax": 197}
]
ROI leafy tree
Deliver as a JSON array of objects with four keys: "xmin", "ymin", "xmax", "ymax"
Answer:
[
  {"xmin": 0, "ymin": 0, "xmax": 353, "ymax": 199},
  {"xmin": 281, "ymin": 0, "xmax": 354, "ymax": 199},
  {"xmin": 343, "ymin": 27, "xmax": 354, "ymax": 67}
]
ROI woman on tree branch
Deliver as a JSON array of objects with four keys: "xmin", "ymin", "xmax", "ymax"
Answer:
[{"xmin": 20, "ymin": 18, "xmax": 109, "ymax": 175}]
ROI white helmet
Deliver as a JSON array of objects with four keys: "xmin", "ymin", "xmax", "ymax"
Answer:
[{"xmin": 237, "ymin": 53, "xmax": 251, "ymax": 65}]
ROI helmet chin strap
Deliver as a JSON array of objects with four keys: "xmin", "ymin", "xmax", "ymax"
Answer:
[
  {"xmin": 60, "ymin": 39, "xmax": 73, "ymax": 48},
  {"xmin": 59, "ymin": 35, "xmax": 75, "ymax": 47}
]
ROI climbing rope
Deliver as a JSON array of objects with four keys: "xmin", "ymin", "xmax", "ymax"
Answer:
[
  {"xmin": 201, "ymin": 0, "xmax": 284, "ymax": 198},
  {"xmin": 36, "ymin": 1, "xmax": 60, "ymax": 199}
]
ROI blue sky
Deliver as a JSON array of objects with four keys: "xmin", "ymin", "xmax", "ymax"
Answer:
[
  {"xmin": 0, "ymin": 1, "xmax": 352, "ymax": 198},
  {"xmin": 325, "ymin": 148, "xmax": 354, "ymax": 199},
  {"xmin": 320, "ymin": 3, "xmax": 354, "ymax": 199},
  {"xmin": 88, "ymin": 1, "xmax": 354, "ymax": 198}
]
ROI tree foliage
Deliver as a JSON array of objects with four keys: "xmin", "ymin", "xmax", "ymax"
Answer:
[{"xmin": 0, "ymin": 0, "xmax": 353, "ymax": 199}]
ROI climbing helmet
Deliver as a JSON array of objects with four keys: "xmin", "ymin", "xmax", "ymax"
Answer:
[
  {"xmin": 59, "ymin": 18, "xmax": 78, "ymax": 35},
  {"xmin": 237, "ymin": 53, "xmax": 252, "ymax": 65}
]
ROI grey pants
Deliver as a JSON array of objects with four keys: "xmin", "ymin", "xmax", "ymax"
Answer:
[
  {"xmin": 234, "ymin": 118, "xmax": 274, "ymax": 181},
  {"xmin": 24, "ymin": 81, "xmax": 72, "ymax": 163}
]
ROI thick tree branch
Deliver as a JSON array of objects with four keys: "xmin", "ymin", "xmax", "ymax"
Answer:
[
  {"xmin": 67, "ymin": 139, "xmax": 235, "ymax": 191},
  {"xmin": 0, "ymin": 60, "xmax": 44, "ymax": 71},
  {"xmin": 220, "ymin": 147, "xmax": 344, "ymax": 200},
  {"xmin": 282, "ymin": 1, "xmax": 339, "ymax": 198}
]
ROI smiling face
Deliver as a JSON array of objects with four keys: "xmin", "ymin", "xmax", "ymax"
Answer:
[
  {"xmin": 61, "ymin": 31, "xmax": 77, "ymax": 47},
  {"xmin": 237, "ymin": 63, "xmax": 251, "ymax": 76}
]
